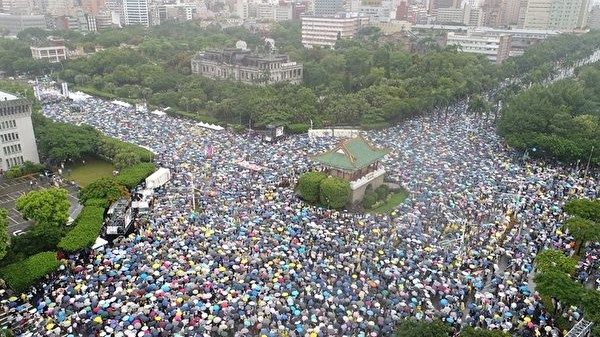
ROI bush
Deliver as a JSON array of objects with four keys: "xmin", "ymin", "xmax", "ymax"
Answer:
[
  {"xmin": 231, "ymin": 124, "xmax": 246, "ymax": 134},
  {"xmin": 287, "ymin": 123, "xmax": 309, "ymax": 134},
  {"xmin": 297, "ymin": 172, "xmax": 327, "ymax": 203},
  {"xmin": 98, "ymin": 136, "xmax": 154, "ymax": 164},
  {"xmin": 79, "ymin": 178, "xmax": 128, "ymax": 204},
  {"xmin": 375, "ymin": 184, "xmax": 390, "ymax": 200},
  {"xmin": 3, "ymin": 166, "xmax": 22, "ymax": 179},
  {"xmin": 3, "ymin": 161, "xmax": 44, "ymax": 179},
  {"xmin": 320, "ymin": 176, "xmax": 350, "ymax": 209},
  {"xmin": 58, "ymin": 206, "xmax": 105, "ymax": 252},
  {"xmin": 0, "ymin": 229, "xmax": 63, "ymax": 268},
  {"xmin": 115, "ymin": 162, "xmax": 156, "ymax": 189},
  {"xmin": 84, "ymin": 198, "xmax": 109, "ymax": 207},
  {"xmin": 0, "ymin": 251, "xmax": 59, "ymax": 292},
  {"xmin": 362, "ymin": 191, "xmax": 378, "ymax": 209}
]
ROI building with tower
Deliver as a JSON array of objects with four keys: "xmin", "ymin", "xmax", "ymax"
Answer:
[{"xmin": 312, "ymin": 136, "xmax": 389, "ymax": 204}]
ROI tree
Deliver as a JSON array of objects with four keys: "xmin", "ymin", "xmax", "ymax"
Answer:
[
  {"xmin": 34, "ymin": 121, "xmax": 100, "ymax": 163},
  {"xmin": 16, "ymin": 188, "xmax": 70, "ymax": 228},
  {"xmin": 565, "ymin": 216, "xmax": 600, "ymax": 254},
  {"xmin": 319, "ymin": 176, "xmax": 350, "ymax": 209},
  {"xmin": 395, "ymin": 319, "xmax": 451, "ymax": 337},
  {"xmin": 78, "ymin": 178, "xmax": 128, "ymax": 204},
  {"xmin": 534, "ymin": 249, "xmax": 577, "ymax": 275},
  {"xmin": 296, "ymin": 172, "xmax": 327, "ymax": 203},
  {"xmin": 0, "ymin": 209, "xmax": 9, "ymax": 260},
  {"xmin": 113, "ymin": 151, "xmax": 141, "ymax": 169},
  {"xmin": 459, "ymin": 327, "xmax": 510, "ymax": 337},
  {"xmin": 564, "ymin": 199, "xmax": 600, "ymax": 222}
]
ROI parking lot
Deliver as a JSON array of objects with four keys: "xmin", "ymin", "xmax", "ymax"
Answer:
[{"xmin": 0, "ymin": 176, "xmax": 81, "ymax": 235}]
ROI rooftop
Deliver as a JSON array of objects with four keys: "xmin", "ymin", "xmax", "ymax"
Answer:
[
  {"xmin": 312, "ymin": 136, "xmax": 389, "ymax": 171},
  {"xmin": 0, "ymin": 91, "xmax": 18, "ymax": 101}
]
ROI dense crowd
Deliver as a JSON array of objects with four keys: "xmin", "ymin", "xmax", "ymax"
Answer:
[{"xmin": 3, "ymin": 93, "xmax": 598, "ymax": 337}]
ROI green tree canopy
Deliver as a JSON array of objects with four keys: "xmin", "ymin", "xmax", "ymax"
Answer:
[
  {"xmin": 78, "ymin": 177, "xmax": 128, "ymax": 204},
  {"xmin": 319, "ymin": 176, "xmax": 351, "ymax": 209},
  {"xmin": 395, "ymin": 319, "xmax": 451, "ymax": 337},
  {"xmin": 534, "ymin": 249, "xmax": 577, "ymax": 276},
  {"xmin": 16, "ymin": 188, "xmax": 70, "ymax": 229},
  {"xmin": 0, "ymin": 209, "xmax": 9, "ymax": 260},
  {"xmin": 296, "ymin": 172, "xmax": 327, "ymax": 203},
  {"xmin": 459, "ymin": 327, "xmax": 511, "ymax": 337}
]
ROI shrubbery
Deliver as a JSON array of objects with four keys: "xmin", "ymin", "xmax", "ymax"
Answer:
[
  {"xmin": 4, "ymin": 161, "xmax": 44, "ymax": 179},
  {"xmin": 296, "ymin": 172, "xmax": 350, "ymax": 209},
  {"xmin": 78, "ymin": 178, "xmax": 128, "ymax": 205},
  {"xmin": 0, "ymin": 251, "xmax": 59, "ymax": 292},
  {"xmin": 319, "ymin": 176, "xmax": 351, "ymax": 209},
  {"xmin": 58, "ymin": 206, "xmax": 105, "ymax": 252},
  {"xmin": 115, "ymin": 163, "xmax": 156, "ymax": 189},
  {"xmin": 99, "ymin": 136, "xmax": 154, "ymax": 164},
  {"xmin": 297, "ymin": 172, "xmax": 327, "ymax": 203},
  {"xmin": 363, "ymin": 184, "xmax": 391, "ymax": 209},
  {"xmin": 287, "ymin": 123, "xmax": 309, "ymax": 134}
]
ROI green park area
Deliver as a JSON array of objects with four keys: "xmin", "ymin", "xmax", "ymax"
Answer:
[
  {"xmin": 65, "ymin": 157, "xmax": 116, "ymax": 187},
  {"xmin": 368, "ymin": 187, "xmax": 409, "ymax": 214}
]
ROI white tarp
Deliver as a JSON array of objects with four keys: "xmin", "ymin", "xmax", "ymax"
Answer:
[
  {"xmin": 111, "ymin": 100, "xmax": 132, "ymax": 108},
  {"xmin": 151, "ymin": 110, "xmax": 166, "ymax": 116},
  {"xmin": 197, "ymin": 122, "xmax": 224, "ymax": 131},
  {"xmin": 92, "ymin": 237, "xmax": 109, "ymax": 249},
  {"xmin": 68, "ymin": 91, "xmax": 92, "ymax": 102}
]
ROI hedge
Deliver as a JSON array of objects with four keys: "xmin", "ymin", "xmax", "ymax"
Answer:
[
  {"xmin": 78, "ymin": 177, "xmax": 128, "ymax": 205},
  {"xmin": 0, "ymin": 251, "xmax": 59, "ymax": 292},
  {"xmin": 99, "ymin": 136, "xmax": 154, "ymax": 164},
  {"xmin": 297, "ymin": 172, "xmax": 327, "ymax": 203},
  {"xmin": 115, "ymin": 163, "xmax": 156, "ymax": 189},
  {"xmin": 320, "ymin": 176, "xmax": 351, "ymax": 209},
  {"xmin": 58, "ymin": 206, "xmax": 105, "ymax": 252},
  {"xmin": 4, "ymin": 161, "xmax": 44, "ymax": 179},
  {"xmin": 287, "ymin": 123, "xmax": 309, "ymax": 134}
]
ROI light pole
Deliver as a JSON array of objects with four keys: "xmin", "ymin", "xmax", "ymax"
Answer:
[
  {"xmin": 187, "ymin": 172, "xmax": 196, "ymax": 211},
  {"xmin": 584, "ymin": 146, "xmax": 594, "ymax": 179}
]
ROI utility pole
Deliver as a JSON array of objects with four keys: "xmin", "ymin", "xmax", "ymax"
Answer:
[{"xmin": 584, "ymin": 146, "xmax": 594, "ymax": 179}]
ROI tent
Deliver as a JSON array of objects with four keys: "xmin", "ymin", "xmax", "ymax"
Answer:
[{"xmin": 92, "ymin": 237, "xmax": 109, "ymax": 250}]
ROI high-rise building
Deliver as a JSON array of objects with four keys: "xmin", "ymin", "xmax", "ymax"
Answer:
[
  {"xmin": 589, "ymin": 5, "xmax": 600, "ymax": 29},
  {"xmin": 0, "ymin": 91, "xmax": 40, "ymax": 172},
  {"xmin": 314, "ymin": 0, "xmax": 344, "ymax": 16},
  {"xmin": 429, "ymin": 0, "xmax": 458, "ymax": 13},
  {"xmin": 123, "ymin": 0, "xmax": 149, "ymax": 26},
  {"xmin": 521, "ymin": 0, "xmax": 589, "ymax": 30},
  {"xmin": 301, "ymin": 13, "xmax": 368, "ymax": 47}
]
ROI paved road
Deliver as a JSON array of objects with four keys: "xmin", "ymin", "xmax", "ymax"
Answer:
[{"xmin": 0, "ymin": 176, "xmax": 81, "ymax": 235}]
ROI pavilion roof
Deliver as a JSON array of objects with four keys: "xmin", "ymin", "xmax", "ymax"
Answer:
[{"xmin": 311, "ymin": 136, "xmax": 390, "ymax": 171}]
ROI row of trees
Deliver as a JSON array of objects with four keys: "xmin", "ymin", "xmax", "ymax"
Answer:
[
  {"xmin": 534, "ymin": 199, "xmax": 600, "ymax": 336},
  {"xmin": 498, "ymin": 64, "xmax": 600, "ymax": 165}
]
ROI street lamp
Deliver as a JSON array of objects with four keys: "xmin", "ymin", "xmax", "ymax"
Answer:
[{"xmin": 187, "ymin": 172, "xmax": 196, "ymax": 211}]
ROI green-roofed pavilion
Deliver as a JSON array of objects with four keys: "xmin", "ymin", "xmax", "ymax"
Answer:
[
  {"xmin": 312, "ymin": 137, "xmax": 389, "ymax": 203},
  {"xmin": 313, "ymin": 136, "xmax": 389, "ymax": 172}
]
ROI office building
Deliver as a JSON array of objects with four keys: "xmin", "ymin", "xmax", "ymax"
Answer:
[
  {"xmin": 445, "ymin": 31, "xmax": 512, "ymax": 63},
  {"xmin": 429, "ymin": 0, "xmax": 458, "ymax": 13},
  {"xmin": 521, "ymin": 0, "xmax": 589, "ymax": 30},
  {"xmin": 30, "ymin": 37, "xmax": 67, "ymax": 62},
  {"xmin": 0, "ymin": 14, "xmax": 46, "ymax": 35},
  {"xmin": 0, "ymin": 91, "xmax": 40, "ymax": 172},
  {"xmin": 589, "ymin": 5, "xmax": 600, "ymax": 29},
  {"xmin": 191, "ymin": 49, "xmax": 303, "ymax": 84},
  {"xmin": 314, "ymin": 0, "xmax": 344, "ymax": 16},
  {"xmin": 301, "ymin": 13, "xmax": 368, "ymax": 48},
  {"xmin": 123, "ymin": 0, "xmax": 149, "ymax": 26}
]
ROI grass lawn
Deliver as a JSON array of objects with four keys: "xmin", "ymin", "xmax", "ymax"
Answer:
[
  {"xmin": 65, "ymin": 157, "xmax": 115, "ymax": 187},
  {"xmin": 369, "ymin": 188, "xmax": 409, "ymax": 214}
]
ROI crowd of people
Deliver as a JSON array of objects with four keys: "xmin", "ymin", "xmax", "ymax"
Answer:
[{"xmin": 2, "ymin": 90, "xmax": 598, "ymax": 337}]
